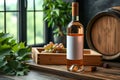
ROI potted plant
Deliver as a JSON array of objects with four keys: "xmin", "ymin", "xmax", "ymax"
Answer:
[{"xmin": 42, "ymin": 0, "xmax": 71, "ymax": 46}]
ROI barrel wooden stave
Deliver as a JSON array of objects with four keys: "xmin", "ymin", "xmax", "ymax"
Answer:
[{"xmin": 86, "ymin": 7, "xmax": 120, "ymax": 60}]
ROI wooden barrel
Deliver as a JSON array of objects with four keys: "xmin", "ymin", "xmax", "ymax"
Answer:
[{"xmin": 86, "ymin": 6, "xmax": 120, "ymax": 60}]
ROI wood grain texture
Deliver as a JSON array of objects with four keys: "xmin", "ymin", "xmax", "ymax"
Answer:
[
  {"xmin": 91, "ymin": 15, "xmax": 120, "ymax": 56},
  {"xmin": 32, "ymin": 47, "xmax": 102, "ymax": 66},
  {"xmin": 86, "ymin": 8, "xmax": 120, "ymax": 60},
  {"xmin": 27, "ymin": 62, "xmax": 120, "ymax": 80},
  {"xmin": 1, "ymin": 69, "xmax": 73, "ymax": 80}
]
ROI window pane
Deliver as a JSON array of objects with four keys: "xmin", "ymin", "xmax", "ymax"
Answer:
[
  {"xmin": 27, "ymin": 0, "xmax": 34, "ymax": 10},
  {"xmin": 6, "ymin": 0, "xmax": 18, "ymax": 10},
  {"xmin": 36, "ymin": 12, "xmax": 44, "ymax": 44},
  {"xmin": 6, "ymin": 12, "xmax": 18, "ymax": 40},
  {"xmin": 0, "ymin": 13, "xmax": 4, "ymax": 32},
  {"xmin": 27, "ymin": 12, "xmax": 34, "ymax": 45},
  {"xmin": 0, "ymin": 0, "xmax": 4, "ymax": 11},
  {"xmin": 35, "ymin": 0, "xmax": 43, "ymax": 10}
]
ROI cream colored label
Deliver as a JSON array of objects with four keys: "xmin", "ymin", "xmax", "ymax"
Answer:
[{"xmin": 67, "ymin": 36, "xmax": 83, "ymax": 60}]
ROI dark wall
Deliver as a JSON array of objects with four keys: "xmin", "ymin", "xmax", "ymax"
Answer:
[
  {"xmin": 79, "ymin": 0, "xmax": 120, "ymax": 48},
  {"xmin": 82, "ymin": 0, "xmax": 120, "ymax": 27}
]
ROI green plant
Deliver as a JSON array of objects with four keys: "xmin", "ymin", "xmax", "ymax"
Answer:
[
  {"xmin": 43, "ymin": 0, "xmax": 71, "ymax": 37},
  {"xmin": 0, "ymin": 32, "xmax": 31, "ymax": 76}
]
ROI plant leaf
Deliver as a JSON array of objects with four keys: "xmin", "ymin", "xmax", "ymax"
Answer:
[
  {"xmin": 0, "ymin": 44, "xmax": 11, "ymax": 58},
  {"xmin": 7, "ymin": 60, "xmax": 19, "ymax": 70},
  {"xmin": 17, "ymin": 47, "xmax": 31, "ymax": 61},
  {"xmin": 0, "ymin": 60, "xmax": 7, "ymax": 68},
  {"xmin": 12, "ymin": 42, "xmax": 25, "ymax": 53},
  {"xmin": 0, "ymin": 32, "xmax": 31, "ymax": 76}
]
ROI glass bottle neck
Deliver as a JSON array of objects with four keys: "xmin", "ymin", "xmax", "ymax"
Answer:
[
  {"xmin": 72, "ymin": 16, "xmax": 79, "ymax": 21},
  {"xmin": 72, "ymin": 2, "xmax": 79, "ymax": 21}
]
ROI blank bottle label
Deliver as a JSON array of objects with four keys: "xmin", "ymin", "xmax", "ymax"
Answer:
[{"xmin": 67, "ymin": 35, "xmax": 83, "ymax": 60}]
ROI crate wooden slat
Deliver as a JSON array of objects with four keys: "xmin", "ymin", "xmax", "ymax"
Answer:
[{"xmin": 32, "ymin": 47, "xmax": 102, "ymax": 66}]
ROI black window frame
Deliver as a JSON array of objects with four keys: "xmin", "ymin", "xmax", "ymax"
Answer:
[
  {"xmin": 1, "ymin": 0, "xmax": 51, "ymax": 46},
  {"xmin": 18, "ymin": 0, "xmax": 27, "ymax": 45}
]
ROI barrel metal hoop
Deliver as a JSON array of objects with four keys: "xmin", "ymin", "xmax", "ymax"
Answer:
[{"xmin": 103, "ymin": 52, "xmax": 120, "ymax": 60}]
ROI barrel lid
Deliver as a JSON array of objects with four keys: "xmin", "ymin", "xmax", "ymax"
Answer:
[{"xmin": 86, "ymin": 7, "xmax": 120, "ymax": 60}]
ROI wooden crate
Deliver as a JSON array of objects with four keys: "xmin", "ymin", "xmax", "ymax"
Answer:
[{"xmin": 32, "ymin": 47, "xmax": 102, "ymax": 66}]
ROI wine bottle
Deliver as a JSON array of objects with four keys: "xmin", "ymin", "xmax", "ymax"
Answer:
[{"xmin": 66, "ymin": 1, "xmax": 84, "ymax": 72}]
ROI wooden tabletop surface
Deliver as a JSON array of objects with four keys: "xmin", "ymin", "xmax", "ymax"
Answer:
[
  {"xmin": 0, "ymin": 69, "xmax": 72, "ymax": 80},
  {"xmin": 1, "ymin": 61, "xmax": 120, "ymax": 80},
  {"xmin": 27, "ymin": 61, "xmax": 120, "ymax": 80}
]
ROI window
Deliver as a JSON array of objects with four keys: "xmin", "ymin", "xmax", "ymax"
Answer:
[
  {"xmin": 0, "ymin": 0, "xmax": 45, "ymax": 46},
  {"xmin": 27, "ymin": 0, "xmax": 44, "ymax": 45},
  {"xmin": 0, "ymin": 0, "xmax": 18, "ymax": 40}
]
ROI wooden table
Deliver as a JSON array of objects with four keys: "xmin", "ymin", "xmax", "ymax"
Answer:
[
  {"xmin": 0, "ymin": 69, "xmax": 72, "ymax": 80},
  {"xmin": 27, "ymin": 61, "xmax": 120, "ymax": 80},
  {"xmin": 1, "ymin": 61, "xmax": 120, "ymax": 80}
]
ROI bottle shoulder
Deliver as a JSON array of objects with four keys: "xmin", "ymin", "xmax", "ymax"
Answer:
[
  {"xmin": 67, "ymin": 21, "xmax": 84, "ymax": 34},
  {"xmin": 68, "ymin": 21, "xmax": 83, "ymax": 28}
]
